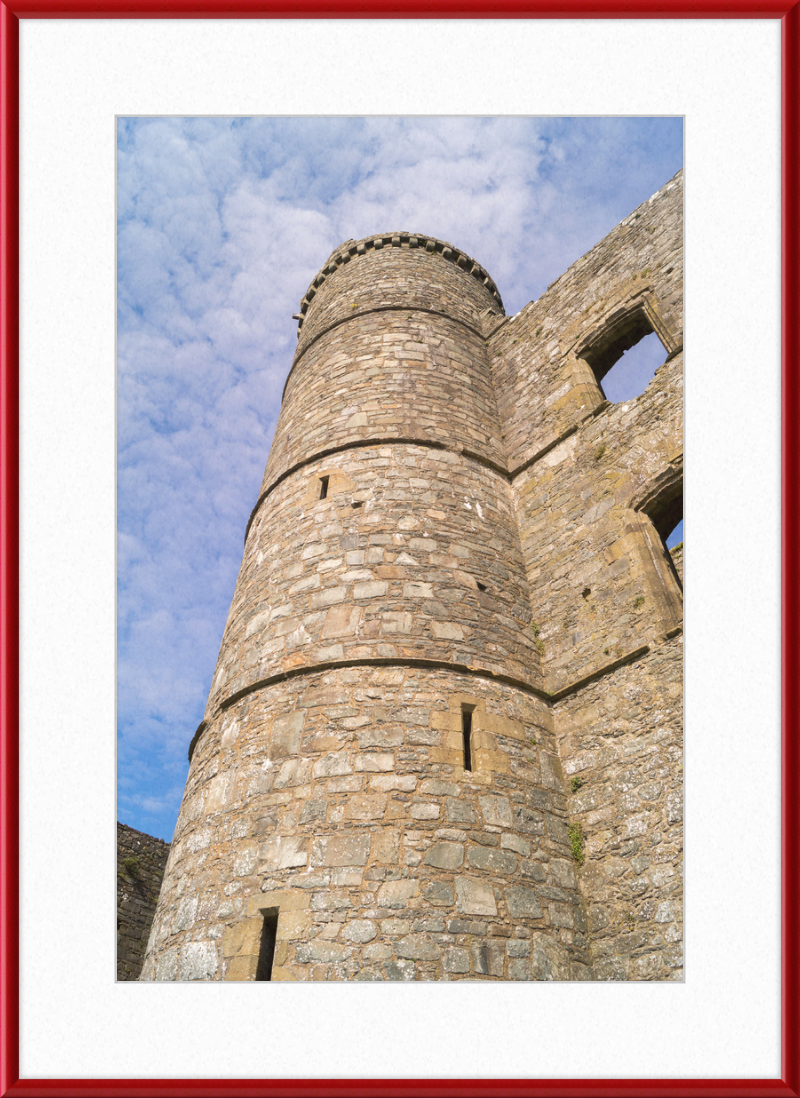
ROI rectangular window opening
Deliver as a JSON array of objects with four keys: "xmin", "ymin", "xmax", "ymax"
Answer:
[
  {"xmin": 319, "ymin": 476, "xmax": 329, "ymax": 500},
  {"xmin": 461, "ymin": 705, "xmax": 475, "ymax": 772},
  {"xmin": 255, "ymin": 908, "xmax": 279, "ymax": 982}
]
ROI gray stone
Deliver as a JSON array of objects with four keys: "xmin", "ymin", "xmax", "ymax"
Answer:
[
  {"xmin": 376, "ymin": 878, "xmax": 420, "ymax": 908},
  {"xmin": 507, "ymin": 939, "xmax": 530, "ymax": 957},
  {"xmin": 479, "ymin": 793, "xmax": 513, "ymax": 828},
  {"xmin": 395, "ymin": 934, "xmax": 441, "ymax": 961},
  {"xmin": 520, "ymin": 858, "xmax": 546, "ymax": 882},
  {"xmin": 423, "ymin": 881, "xmax": 455, "ymax": 906},
  {"xmin": 343, "ymin": 919, "xmax": 378, "ymax": 943},
  {"xmin": 467, "ymin": 846, "xmax": 518, "ymax": 874},
  {"xmin": 505, "ymin": 886, "xmax": 543, "ymax": 918},
  {"xmin": 471, "ymin": 940, "xmax": 504, "ymax": 977},
  {"xmin": 455, "ymin": 876, "xmax": 497, "ymax": 916},
  {"xmin": 178, "ymin": 941, "xmax": 217, "ymax": 981},
  {"xmin": 424, "ymin": 842, "xmax": 464, "ymax": 870},
  {"xmin": 446, "ymin": 797, "xmax": 477, "ymax": 825},
  {"xmin": 443, "ymin": 947, "xmax": 471, "ymax": 974},
  {"xmin": 509, "ymin": 958, "xmax": 533, "ymax": 980},
  {"xmin": 295, "ymin": 940, "xmax": 353, "ymax": 964},
  {"xmin": 384, "ymin": 959, "xmax": 416, "ymax": 981},
  {"xmin": 311, "ymin": 834, "xmax": 370, "ymax": 867}
]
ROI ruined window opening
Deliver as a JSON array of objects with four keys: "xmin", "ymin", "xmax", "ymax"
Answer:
[
  {"xmin": 461, "ymin": 705, "xmax": 475, "ymax": 772},
  {"xmin": 319, "ymin": 476, "xmax": 329, "ymax": 500},
  {"xmin": 581, "ymin": 309, "xmax": 667, "ymax": 403},
  {"xmin": 255, "ymin": 909, "xmax": 279, "ymax": 981},
  {"xmin": 641, "ymin": 482, "xmax": 683, "ymax": 592}
]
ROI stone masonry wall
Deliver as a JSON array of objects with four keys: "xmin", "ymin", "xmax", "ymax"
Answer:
[
  {"xmin": 487, "ymin": 171, "xmax": 683, "ymax": 980},
  {"xmin": 117, "ymin": 822, "xmax": 170, "ymax": 980},
  {"xmin": 489, "ymin": 170, "xmax": 682, "ymax": 475},
  {"xmin": 142, "ymin": 178, "xmax": 683, "ymax": 982},
  {"xmin": 142, "ymin": 666, "xmax": 592, "ymax": 983},
  {"xmin": 262, "ymin": 310, "xmax": 507, "ymax": 493},
  {"xmin": 207, "ymin": 444, "xmax": 543, "ymax": 714},
  {"xmin": 553, "ymin": 638, "xmax": 683, "ymax": 981}
]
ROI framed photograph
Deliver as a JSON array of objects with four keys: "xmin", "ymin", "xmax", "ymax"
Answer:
[{"xmin": 1, "ymin": 5, "xmax": 796, "ymax": 1096}]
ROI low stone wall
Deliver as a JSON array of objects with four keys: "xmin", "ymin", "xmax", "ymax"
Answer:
[{"xmin": 117, "ymin": 822, "xmax": 170, "ymax": 981}]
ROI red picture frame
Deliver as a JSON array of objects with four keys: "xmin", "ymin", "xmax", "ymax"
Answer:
[{"xmin": 1, "ymin": 5, "xmax": 798, "ymax": 1097}]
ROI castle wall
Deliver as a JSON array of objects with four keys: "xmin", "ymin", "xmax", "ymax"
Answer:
[
  {"xmin": 486, "ymin": 171, "xmax": 684, "ymax": 980},
  {"xmin": 142, "ymin": 181, "xmax": 683, "ymax": 982},
  {"xmin": 142, "ymin": 666, "xmax": 592, "ymax": 983},
  {"xmin": 553, "ymin": 638, "xmax": 683, "ymax": 981},
  {"xmin": 489, "ymin": 171, "xmax": 682, "ymax": 474},
  {"xmin": 117, "ymin": 822, "xmax": 170, "ymax": 980},
  {"xmin": 508, "ymin": 352, "xmax": 682, "ymax": 692},
  {"xmin": 207, "ymin": 444, "xmax": 542, "ymax": 712}
]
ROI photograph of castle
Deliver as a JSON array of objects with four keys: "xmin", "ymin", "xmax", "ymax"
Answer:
[{"xmin": 117, "ymin": 119, "xmax": 683, "ymax": 982}]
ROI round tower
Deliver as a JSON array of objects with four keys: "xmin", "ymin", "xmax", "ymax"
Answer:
[{"xmin": 140, "ymin": 233, "xmax": 591, "ymax": 983}]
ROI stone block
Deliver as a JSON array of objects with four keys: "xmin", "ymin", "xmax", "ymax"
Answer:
[
  {"xmin": 467, "ymin": 847, "xmax": 518, "ymax": 874},
  {"xmin": 443, "ymin": 947, "xmax": 471, "ymax": 974},
  {"xmin": 446, "ymin": 797, "xmax": 477, "ymax": 825},
  {"xmin": 354, "ymin": 581, "xmax": 389, "ymax": 600},
  {"xmin": 471, "ymin": 940, "xmax": 505, "ymax": 977},
  {"xmin": 455, "ymin": 876, "xmax": 497, "ymax": 916},
  {"xmin": 178, "ymin": 941, "xmax": 218, "ymax": 981},
  {"xmin": 479, "ymin": 793, "xmax": 513, "ymax": 828},
  {"xmin": 343, "ymin": 919, "xmax": 378, "ymax": 943},
  {"xmin": 505, "ymin": 886, "xmax": 543, "ymax": 919},
  {"xmin": 395, "ymin": 934, "xmax": 441, "ymax": 961},
  {"xmin": 424, "ymin": 842, "xmax": 464, "ymax": 870},
  {"xmin": 355, "ymin": 753, "xmax": 394, "ymax": 772},
  {"xmin": 259, "ymin": 835, "xmax": 308, "ymax": 872},
  {"xmin": 295, "ymin": 940, "xmax": 353, "ymax": 964},
  {"xmin": 423, "ymin": 881, "xmax": 455, "ymax": 906},
  {"xmin": 311, "ymin": 834, "xmax": 370, "ymax": 867},
  {"xmin": 410, "ymin": 803, "xmax": 440, "ymax": 820},
  {"xmin": 376, "ymin": 878, "xmax": 420, "ymax": 908}
]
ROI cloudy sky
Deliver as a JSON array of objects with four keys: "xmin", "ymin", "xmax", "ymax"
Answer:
[{"xmin": 117, "ymin": 115, "xmax": 684, "ymax": 842}]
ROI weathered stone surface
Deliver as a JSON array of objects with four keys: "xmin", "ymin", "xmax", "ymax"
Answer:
[
  {"xmin": 443, "ymin": 947, "xmax": 471, "ymax": 974},
  {"xmin": 142, "ymin": 180, "xmax": 683, "ymax": 984},
  {"xmin": 178, "ymin": 941, "xmax": 218, "ymax": 981},
  {"xmin": 342, "ymin": 919, "xmax": 378, "ymax": 943},
  {"xmin": 467, "ymin": 847, "xmax": 518, "ymax": 875},
  {"xmin": 116, "ymin": 823, "xmax": 170, "ymax": 982},
  {"xmin": 395, "ymin": 934, "xmax": 441, "ymax": 961},
  {"xmin": 376, "ymin": 878, "xmax": 420, "ymax": 909},
  {"xmin": 455, "ymin": 876, "xmax": 497, "ymax": 917},
  {"xmin": 424, "ymin": 842, "xmax": 464, "ymax": 871},
  {"xmin": 505, "ymin": 886, "xmax": 544, "ymax": 919},
  {"xmin": 311, "ymin": 834, "xmax": 370, "ymax": 867}
]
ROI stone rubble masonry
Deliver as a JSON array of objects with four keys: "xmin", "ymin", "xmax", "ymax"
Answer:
[
  {"xmin": 117, "ymin": 822, "xmax": 170, "ymax": 980},
  {"xmin": 140, "ymin": 171, "xmax": 683, "ymax": 982}
]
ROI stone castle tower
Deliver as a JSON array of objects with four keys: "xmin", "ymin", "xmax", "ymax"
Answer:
[{"xmin": 140, "ymin": 171, "xmax": 683, "ymax": 983}]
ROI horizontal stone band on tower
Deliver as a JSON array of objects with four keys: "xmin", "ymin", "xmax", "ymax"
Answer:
[{"xmin": 141, "ymin": 172, "xmax": 683, "ymax": 983}]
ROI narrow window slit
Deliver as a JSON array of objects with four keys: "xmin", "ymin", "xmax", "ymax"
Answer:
[
  {"xmin": 319, "ymin": 476, "xmax": 329, "ymax": 500},
  {"xmin": 461, "ymin": 705, "xmax": 475, "ymax": 772},
  {"xmin": 255, "ymin": 908, "xmax": 279, "ymax": 982},
  {"xmin": 351, "ymin": 500, "xmax": 363, "ymax": 508}
]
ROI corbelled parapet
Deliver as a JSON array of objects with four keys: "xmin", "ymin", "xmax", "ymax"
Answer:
[{"xmin": 142, "ymin": 174, "xmax": 683, "ymax": 983}]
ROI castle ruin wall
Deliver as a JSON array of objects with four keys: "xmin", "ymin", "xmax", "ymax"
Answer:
[{"xmin": 140, "ymin": 177, "xmax": 683, "ymax": 982}]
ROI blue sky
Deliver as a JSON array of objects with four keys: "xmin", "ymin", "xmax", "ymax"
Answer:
[{"xmin": 117, "ymin": 116, "xmax": 683, "ymax": 842}]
